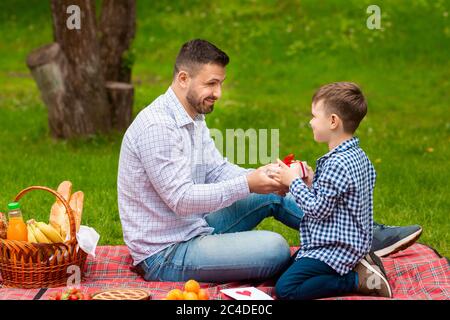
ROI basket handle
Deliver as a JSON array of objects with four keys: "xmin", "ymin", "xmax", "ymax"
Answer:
[{"xmin": 13, "ymin": 186, "xmax": 77, "ymax": 242}]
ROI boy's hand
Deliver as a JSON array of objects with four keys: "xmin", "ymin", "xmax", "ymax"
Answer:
[
  {"xmin": 302, "ymin": 163, "xmax": 314, "ymax": 188},
  {"xmin": 263, "ymin": 163, "xmax": 289, "ymax": 196},
  {"xmin": 272, "ymin": 159, "xmax": 303, "ymax": 188}
]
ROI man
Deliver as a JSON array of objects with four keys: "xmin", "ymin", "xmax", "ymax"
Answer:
[{"xmin": 118, "ymin": 39, "xmax": 422, "ymax": 283}]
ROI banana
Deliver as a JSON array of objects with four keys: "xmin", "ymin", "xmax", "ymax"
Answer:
[
  {"xmin": 29, "ymin": 222, "xmax": 51, "ymax": 244},
  {"xmin": 27, "ymin": 224, "xmax": 37, "ymax": 243},
  {"xmin": 35, "ymin": 221, "xmax": 64, "ymax": 243}
]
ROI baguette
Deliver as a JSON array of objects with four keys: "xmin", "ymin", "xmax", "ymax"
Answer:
[
  {"xmin": 55, "ymin": 181, "xmax": 72, "ymax": 205},
  {"xmin": 49, "ymin": 181, "xmax": 72, "ymax": 239},
  {"xmin": 69, "ymin": 191, "xmax": 84, "ymax": 233}
]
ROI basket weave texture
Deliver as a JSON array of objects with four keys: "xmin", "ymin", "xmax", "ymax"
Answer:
[{"xmin": 0, "ymin": 186, "xmax": 87, "ymax": 288}]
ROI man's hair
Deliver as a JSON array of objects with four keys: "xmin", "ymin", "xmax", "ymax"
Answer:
[
  {"xmin": 173, "ymin": 39, "xmax": 229, "ymax": 78},
  {"xmin": 312, "ymin": 82, "xmax": 368, "ymax": 133}
]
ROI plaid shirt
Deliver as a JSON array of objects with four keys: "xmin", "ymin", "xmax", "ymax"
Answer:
[
  {"xmin": 289, "ymin": 137, "xmax": 376, "ymax": 275},
  {"xmin": 118, "ymin": 87, "xmax": 251, "ymax": 265}
]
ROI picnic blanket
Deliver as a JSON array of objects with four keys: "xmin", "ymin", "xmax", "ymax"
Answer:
[{"xmin": 0, "ymin": 243, "xmax": 449, "ymax": 300}]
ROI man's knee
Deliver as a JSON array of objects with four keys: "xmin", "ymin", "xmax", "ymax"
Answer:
[
  {"xmin": 247, "ymin": 193, "xmax": 282, "ymax": 208},
  {"xmin": 257, "ymin": 231, "xmax": 291, "ymax": 266}
]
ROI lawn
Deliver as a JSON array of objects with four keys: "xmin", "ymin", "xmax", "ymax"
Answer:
[{"xmin": 0, "ymin": 0, "xmax": 448, "ymax": 257}]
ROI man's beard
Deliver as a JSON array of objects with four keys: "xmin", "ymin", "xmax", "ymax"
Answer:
[{"xmin": 186, "ymin": 89, "xmax": 215, "ymax": 115}]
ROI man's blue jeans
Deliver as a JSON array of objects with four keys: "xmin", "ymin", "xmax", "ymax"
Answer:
[{"xmin": 139, "ymin": 193, "xmax": 304, "ymax": 282}]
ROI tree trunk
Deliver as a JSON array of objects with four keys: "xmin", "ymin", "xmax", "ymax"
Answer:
[
  {"xmin": 99, "ymin": 0, "xmax": 136, "ymax": 130},
  {"xmin": 26, "ymin": 0, "xmax": 136, "ymax": 139},
  {"xmin": 49, "ymin": 0, "xmax": 111, "ymax": 138},
  {"xmin": 105, "ymin": 81, "xmax": 134, "ymax": 131},
  {"xmin": 26, "ymin": 43, "xmax": 71, "ymax": 137},
  {"xmin": 99, "ymin": 0, "xmax": 136, "ymax": 84}
]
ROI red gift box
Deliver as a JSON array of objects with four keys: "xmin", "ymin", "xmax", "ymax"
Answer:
[{"xmin": 282, "ymin": 154, "xmax": 307, "ymax": 178}]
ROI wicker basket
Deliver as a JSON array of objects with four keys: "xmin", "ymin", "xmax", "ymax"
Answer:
[{"xmin": 0, "ymin": 186, "xmax": 87, "ymax": 288}]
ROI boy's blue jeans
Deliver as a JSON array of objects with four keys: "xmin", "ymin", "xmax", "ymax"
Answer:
[
  {"xmin": 139, "ymin": 193, "xmax": 303, "ymax": 282},
  {"xmin": 275, "ymin": 255, "xmax": 358, "ymax": 300}
]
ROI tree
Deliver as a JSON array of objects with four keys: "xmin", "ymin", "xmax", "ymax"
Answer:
[{"xmin": 26, "ymin": 0, "xmax": 136, "ymax": 139}]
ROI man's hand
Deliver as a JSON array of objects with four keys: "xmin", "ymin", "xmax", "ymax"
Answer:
[
  {"xmin": 246, "ymin": 164, "xmax": 286, "ymax": 194},
  {"xmin": 275, "ymin": 185, "xmax": 290, "ymax": 196}
]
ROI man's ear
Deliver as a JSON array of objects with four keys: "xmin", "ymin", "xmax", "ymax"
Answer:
[
  {"xmin": 176, "ymin": 70, "xmax": 190, "ymax": 89},
  {"xmin": 330, "ymin": 113, "xmax": 341, "ymax": 130}
]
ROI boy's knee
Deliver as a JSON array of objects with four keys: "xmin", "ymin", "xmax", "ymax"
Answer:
[
  {"xmin": 275, "ymin": 279, "xmax": 311, "ymax": 300},
  {"xmin": 275, "ymin": 279, "xmax": 287, "ymax": 299},
  {"xmin": 275, "ymin": 277, "xmax": 296, "ymax": 300}
]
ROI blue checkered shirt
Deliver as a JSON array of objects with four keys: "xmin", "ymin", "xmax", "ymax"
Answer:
[
  {"xmin": 118, "ymin": 87, "xmax": 251, "ymax": 265},
  {"xmin": 289, "ymin": 137, "xmax": 376, "ymax": 275}
]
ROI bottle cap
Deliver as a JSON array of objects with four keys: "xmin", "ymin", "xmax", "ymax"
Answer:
[{"xmin": 7, "ymin": 202, "xmax": 20, "ymax": 210}]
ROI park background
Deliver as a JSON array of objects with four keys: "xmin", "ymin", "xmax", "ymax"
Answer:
[{"xmin": 0, "ymin": 0, "xmax": 448, "ymax": 257}]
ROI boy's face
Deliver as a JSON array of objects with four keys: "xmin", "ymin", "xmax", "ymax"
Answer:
[{"xmin": 310, "ymin": 100, "xmax": 332, "ymax": 142}]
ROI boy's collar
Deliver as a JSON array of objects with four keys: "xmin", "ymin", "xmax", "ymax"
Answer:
[{"xmin": 318, "ymin": 137, "xmax": 359, "ymax": 161}]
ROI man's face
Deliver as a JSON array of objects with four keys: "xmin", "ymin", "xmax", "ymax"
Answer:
[
  {"xmin": 185, "ymin": 63, "xmax": 226, "ymax": 115},
  {"xmin": 309, "ymin": 100, "xmax": 332, "ymax": 142}
]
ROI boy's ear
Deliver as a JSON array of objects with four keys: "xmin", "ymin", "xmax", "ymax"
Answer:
[{"xmin": 330, "ymin": 113, "xmax": 341, "ymax": 130}]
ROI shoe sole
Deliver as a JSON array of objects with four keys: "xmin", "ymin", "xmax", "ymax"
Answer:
[
  {"xmin": 360, "ymin": 259, "xmax": 393, "ymax": 298},
  {"xmin": 366, "ymin": 252, "xmax": 387, "ymax": 279},
  {"xmin": 374, "ymin": 228, "xmax": 423, "ymax": 258}
]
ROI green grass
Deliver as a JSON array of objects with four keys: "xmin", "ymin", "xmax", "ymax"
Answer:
[{"xmin": 0, "ymin": 0, "xmax": 448, "ymax": 256}]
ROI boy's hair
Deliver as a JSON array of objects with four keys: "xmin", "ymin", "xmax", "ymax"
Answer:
[
  {"xmin": 312, "ymin": 82, "xmax": 368, "ymax": 133},
  {"xmin": 173, "ymin": 39, "xmax": 229, "ymax": 78}
]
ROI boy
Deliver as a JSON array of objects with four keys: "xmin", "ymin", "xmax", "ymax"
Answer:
[{"xmin": 272, "ymin": 82, "xmax": 392, "ymax": 300}]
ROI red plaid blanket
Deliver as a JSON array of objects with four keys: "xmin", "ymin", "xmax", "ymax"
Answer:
[{"xmin": 1, "ymin": 243, "xmax": 448, "ymax": 300}]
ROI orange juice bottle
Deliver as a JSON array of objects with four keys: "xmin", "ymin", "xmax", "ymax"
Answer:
[{"xmin": 6, "ymin": 202, "xmax": 28, "ymax": 241}]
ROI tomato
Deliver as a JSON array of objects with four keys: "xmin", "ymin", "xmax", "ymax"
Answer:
[
  {"xmin": 49, "ymin": 287, "xmax": 91, "ymax": 300},
  {"xmin": 69, "ymin": 294, "xmax": 79, "ymax": 300},
  {"xmin": 69, "ymin": 288, "xmax": 80, "ymax": 295}
]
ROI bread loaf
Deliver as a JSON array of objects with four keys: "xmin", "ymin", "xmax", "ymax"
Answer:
[
  {"xmin": 49, "ymin": 181, "xmax": 83, "ymax": 239},
  {"xmin": 49, "ymin": 181, "xmax": 72, "ymax": 239},
  {"xmin": 69, "ymin": 191, "xmax": 84, "ymax": 233}
]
